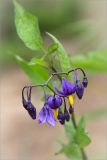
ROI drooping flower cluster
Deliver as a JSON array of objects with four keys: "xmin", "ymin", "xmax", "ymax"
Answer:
[{"xmin": 22, "ymin": 68, "xmax": 88, "ymax": 127}]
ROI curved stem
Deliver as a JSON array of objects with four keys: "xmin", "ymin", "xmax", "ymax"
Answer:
[{"xmin": 71, "ymin": 111, "xmax": 88, "ymax": 160}]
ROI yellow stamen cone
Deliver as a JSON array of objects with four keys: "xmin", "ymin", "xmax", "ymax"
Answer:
[
  {"xmin": 53, "ymin": 109, "xmax": 58, "ymax": 118},
  {"xmin": 68, "ymin": 95, "xmax": 74, "ymax": 106}
]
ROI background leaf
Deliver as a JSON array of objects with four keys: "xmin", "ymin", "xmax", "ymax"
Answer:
[
  {"xmin": 85, "ymin": 107, "xmax": 107, "ymax": 122},
  {"xmin": 47, "ymin": 32, "xmax": 71, "ymax": 72},
  {"xmin": 71, "ymin": 49, "xmax": 107, "ymax": 72},
  {"xmin": 14, "ymin": 0, "xmax": 45, "ymax": 51}
]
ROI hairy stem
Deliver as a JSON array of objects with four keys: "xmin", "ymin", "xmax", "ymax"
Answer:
[{"xmin": 71, "ymin": 111, "xmax": 88, "ymax": 160}]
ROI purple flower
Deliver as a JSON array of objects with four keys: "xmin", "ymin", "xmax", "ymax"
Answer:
[
  {"xmin": 47, "ymin": 95, "xmax": 62, "ymax": 109},
  {"xmin": 38, "ymin": 104, "xmax": 55, "ymax": 127},
  {"xmin": 54, "ymin": 78, "xmax": 76, "ymax": 96}
]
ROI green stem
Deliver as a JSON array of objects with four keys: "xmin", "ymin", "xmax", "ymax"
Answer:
[{"xmin": 71, "ymin": 111, "xmax": 88, "ymax": 160}]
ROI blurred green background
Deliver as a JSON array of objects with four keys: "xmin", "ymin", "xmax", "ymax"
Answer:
[
  {"xmin": 0, "ymin": 0, "xmax": 106, "ymax": 69},
  {"xmin": 0, "ymin": 0, "xmax": 107, "ymax": 160}
]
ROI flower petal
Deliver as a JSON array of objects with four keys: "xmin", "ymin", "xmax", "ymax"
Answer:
[
  {"xmin": 46, "ymin": 107, "xmax": 55, "ymax": 127},
  {"xmin": 54, "ymin": 83, "xmax": 64, "ymax": 95},
  {"xmin": 38, "ymin": 107, "xmax": 47, "ymax": 124},
  {"xmin": 62, "ymin": 78, "xmax": 76, "ymax": 95}
]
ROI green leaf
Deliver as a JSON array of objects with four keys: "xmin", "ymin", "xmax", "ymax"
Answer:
[
  {"xmin": 46, "ymin": 32, "xmax": 71, "ymax": 72},
  {"xmin": 64, "ymin": 121, "xmax": 75, "ymax": 143},
  {"xmin": 77, "ymin": 116, "xmax": 85, "ymax": 129},
  {"xmin": 48, "ymin": 43, "xmax": 58, "ymax": 53},
  {"xmin": 57, "ymin": 143, "xmax": 82, "ymax": 160},
  {"xmin": 15, "ymin": 55, "xmax": 49, "ymax": 84},
  {"xmin": 71, "ymin": 49, "xmax": 107, "ymax": 72},
  {"xmin": 14, "ymin": 0, "xmax": 45, "ymax": 51},
  {"xmin": 75, "ymin": 117, "xmax": 91, "ymax": 148},
  {"xmin": 31, "ymin": 58, "xmax": 49, "ymax": 68},
  {"xmin": 57, "ymin": 117, "xmax": 91, "ymax": 160}
]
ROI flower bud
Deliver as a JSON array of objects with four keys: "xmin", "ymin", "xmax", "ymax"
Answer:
[
  {"xmin": 58, "ymin": 109, "xmax": 65, "ymax": 125},
  {"xmin": 76, "ymin": 80, "xmax": 84, "ymax": 99},
  {"xmin": 69, "ymin": 106, "xmax": 74, "ymax": 114},
  {"xmin": 82, "ymin": 76, "xmax": 88, "ymax": 88},
  {"xmin": 59, "ymin": 119, "xmax": 65, "ymax": 125},
  {"xmin": 64, "ymin": 108, "xmax": 70, "ymax": 121},
  {"xmin": 27, "ymin": 101, "xmax": 36, "ymax": 119},
  {"xmin": 47, "ymin": 95, "xmax": 62, "ymax": 109}
]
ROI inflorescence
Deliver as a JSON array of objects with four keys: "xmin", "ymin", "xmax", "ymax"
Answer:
[{"xmin": 22, "ymin": 68, "xmax": 88, "ymax": 127}]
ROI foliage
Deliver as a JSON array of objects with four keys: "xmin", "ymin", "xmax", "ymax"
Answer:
[
  {"xmin": 46, "ymin": 32, "xmax": 71, "ymax": 72},
  {"xmin": 13, "ymin": 1, "xmax": 107, "ymax": 83},
  {"xmin": 71, "ymin": 49, "xmax": 107, "ymax": 72},
  {"xmin": 14, "ymin": 0, "xmax": 45, "ymax": 52},
  {"xmin": 15, "ymin": 55, "xmax": 49, "ymax": 84},
  {"xmin": 13, "ymin": 0, "xmax": 72, "ymax": 83}
]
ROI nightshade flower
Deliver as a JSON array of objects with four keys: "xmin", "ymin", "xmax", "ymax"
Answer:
[
  {"xmin": 21, "ymin": 68, "xmax": 88, "ymax": 127},
  {"xmin": 54, "ymin": 78, "xmax": 76, "ymax": 106},
  {"xmin": 55, "ymin": 78, "xmax": 76, "ymax": 96},
  {"xmin": 38, "ymin": 104, "xmax": 55, "ymax": 127},
  {"xmin": 47, "ymin": 95, "xmax": 62, "ymax": 119},
  {"xmin": 47, "ymin": 95, "xmax": 62, "ymax": 109}
]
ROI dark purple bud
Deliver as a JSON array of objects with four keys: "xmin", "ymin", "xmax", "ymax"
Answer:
[
  {"xmin": 58, "ymin": 109, "xmax": 65, "ymax": 125},
  {"xmin": 69, "ymin": 106, "xmax": 74, "ymax": 114},
  {"xmin": 47, "ymin": 95, "xmax": 62, "ymax": 109},
  {"xmin": 64, "ymin": 108, "xmax": 70, "ymax": 121},
  {"xmin": 27, "ymin": 101, "xmax": 36, "ymax": 119},
  {"xmin": 22, "ymin": 98, "xmax": 28, "ymax": 110},
  {"xmin": 59, "ymin": 119, "xmax": 65, "ymax": 125},
  {"xmin": 76, "ymin": 80, "xmax": 84, "ymax": 99},
  {"xmin": 82, "ymin": 76, "xmax": 88, "ymax": 88}
]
